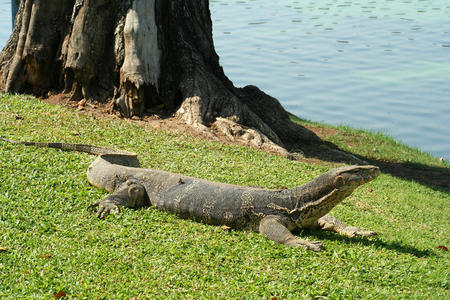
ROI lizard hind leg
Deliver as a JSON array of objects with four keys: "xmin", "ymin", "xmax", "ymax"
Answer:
[
  {"xmin": 259, "ymin": 215, "xmax": 324, "ymax": 252},
  {"xmin": 316, "ymin": 214, "xmax": 377, "ymax": 238}
]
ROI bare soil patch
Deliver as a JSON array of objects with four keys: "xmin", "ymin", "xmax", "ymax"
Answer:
[{"xmin": 305, "ymin": 125, "xmax": 339, "ymax": 138}]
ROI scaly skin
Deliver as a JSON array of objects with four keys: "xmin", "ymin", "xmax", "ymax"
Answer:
[{"xmin": 2, "ymin": 137, "xmax": 380, "ymax": 251}]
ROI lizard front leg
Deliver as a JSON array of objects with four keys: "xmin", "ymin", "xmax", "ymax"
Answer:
[
  {"xmin": 315, "ymin": 214, "xmax": 377, "ymax": 237},
  {"xmin": 259, "ymin": 215, "xmax": 324, "ymax": 252},
  {"xmin": 88, "ymin": 178, "xmax": 146, "ymax": 219}
]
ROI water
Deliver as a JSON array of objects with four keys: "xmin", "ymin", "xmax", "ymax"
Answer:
[
  {"xmin": 211, "ymin": 0, "xmax": 450, "ymax": 160},
  {"xmin": 0, "ymin": 1, "xmax": 449, "ymax": 160},
  {"xmin": 0, "ymin": 1, "xmax": 9, "ymax": 45}
]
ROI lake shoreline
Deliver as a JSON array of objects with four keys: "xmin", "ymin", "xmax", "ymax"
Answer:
[{"xmin": 0, "ymin": 0, "xmax": 449, "ymax": 159}]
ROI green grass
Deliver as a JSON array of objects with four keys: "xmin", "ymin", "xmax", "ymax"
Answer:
[
  {"xmin": 290, "ymin": 114, "xmax": 448, "ymax": 169},
  {"xmin": 0, "ymin": 94, "xmax": 449, "ymax": 299}
]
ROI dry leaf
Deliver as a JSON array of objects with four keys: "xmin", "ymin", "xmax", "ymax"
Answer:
[
  {"xmin": 129, "ymin": 297, "xmax": 138, "ymax": 300},
  {"xmin": 0, "ymin": 246, "xmax": 8, "ymax": 252},
  {"xmin": 54, "ymin": 290, "xmax": 66, "ymax": 299},
  {"xmin": 221, "ymin": 225, "xmax": 232, "ymax": 231},
  {"xmin": 436, "ymin": 245, "xmax": 448, "ymax": 251},
  {"xmin": 367, "ymin": 187, "xmax": 373, "ymax": 192},
  {"xmin": 40, "ymin": 254, "xmax": 52, "ymax": 259}
]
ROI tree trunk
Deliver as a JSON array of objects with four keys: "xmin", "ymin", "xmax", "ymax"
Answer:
[{"xmin": 0, "ymin": 0, "xmax": 321, "ymax": 156}]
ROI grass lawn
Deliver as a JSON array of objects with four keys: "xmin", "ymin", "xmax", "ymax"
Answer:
[{"xmin": 0, "ymin": 93, "xmax": 449, "ymax": 299}]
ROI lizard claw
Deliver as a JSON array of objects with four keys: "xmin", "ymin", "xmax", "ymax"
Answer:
[
  {"xmin": 343, "ymin": 227, "xmax": 378, "ymax": 238},
  {"xmin": 87, "ymin": 202, "xmax": 100, "ymax": 214},
  {"xmin": 88, "ymin": 200, "xmax": 120, "ymax": 219},
  {"xmin": 286, "ymin": 238, "xmax": 325, "ymax": 252},
  {"xmin": 98, "ymin": 201, "xmax": 120, "ymax": 219},
  {"xmin": 353, "ymin": 230, "xmax": 378, "ymax": 237},
  {"xmin": 303, "ymin": 240, "xmax": 325, "ymax": 252}
]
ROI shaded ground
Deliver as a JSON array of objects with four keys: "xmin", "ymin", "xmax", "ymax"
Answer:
[
  {"xmin": 44, "ymin": 95, "xmax": 450, "ymax": 190},
  {"xmin": 302, "ymin": 126, "xmax": 450, "ymax": 190}
]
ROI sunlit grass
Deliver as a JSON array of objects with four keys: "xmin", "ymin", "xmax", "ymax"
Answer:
[{"xmin": 1, "ymin": 94, "xmax": 448, "ymax": 298}]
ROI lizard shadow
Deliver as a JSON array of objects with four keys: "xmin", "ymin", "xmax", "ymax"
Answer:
[
  {"xmin": 289, "ymin": 140, "xmax": 450, "ymax": 194},
  {"xmin": 300, "ymin": 229, "xmax": 433, "ymax": 258}
]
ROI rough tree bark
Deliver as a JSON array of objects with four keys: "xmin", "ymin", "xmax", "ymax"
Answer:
[{"xmin": 0, "ymin": 0, "xmax": 321, "ymax": 156}]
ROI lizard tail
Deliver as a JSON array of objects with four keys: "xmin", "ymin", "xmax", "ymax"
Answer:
[{"xmin": 1, "ymin": 137, "xmax": 137, "ymax": 157}]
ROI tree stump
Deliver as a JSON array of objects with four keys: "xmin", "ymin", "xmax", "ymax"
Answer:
[{"xmin": 0, "ymin": 0, "xmax": 321, "ymax": 156}]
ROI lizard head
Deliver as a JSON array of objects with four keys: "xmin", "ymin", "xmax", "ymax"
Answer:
[
  {"xmin": 331, "ymin": 165, "xmax": 380, "ymax": 190},
  {"xmin": 288, "ymin": 165, "xmax": 380, "ymax": 227}
]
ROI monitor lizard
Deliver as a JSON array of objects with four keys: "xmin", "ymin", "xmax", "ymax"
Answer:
[{"xmin": 2, "ymin": 137, "xmax": 380, "ymax": 251}]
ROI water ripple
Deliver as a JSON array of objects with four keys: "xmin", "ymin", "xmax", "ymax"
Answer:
[{"xmin": 210, "ymin": 0, "xmax": 450, "ymax": 159}]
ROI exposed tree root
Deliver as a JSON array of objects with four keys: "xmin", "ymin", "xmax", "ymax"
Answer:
[{"xmin": 212, "ymin": 117, "xmax": 293, "ymax": 158}]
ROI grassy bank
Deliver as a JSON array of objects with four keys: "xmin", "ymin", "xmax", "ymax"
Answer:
[{"xmin": 0, "ymin": 94, "xmax": 449, "ymax": 299}]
